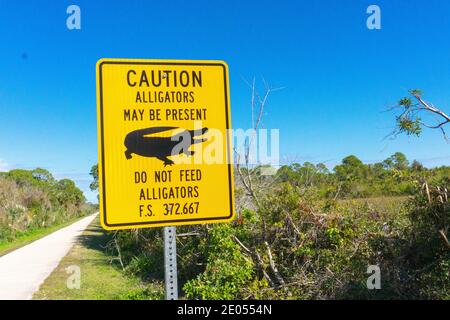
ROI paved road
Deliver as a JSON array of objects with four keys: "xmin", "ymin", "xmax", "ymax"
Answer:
[{"xmin": 0, "ymin": 213, "xmax": 97, "ymax": 300}]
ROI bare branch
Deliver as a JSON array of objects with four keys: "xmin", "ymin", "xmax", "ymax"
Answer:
[
  {"xmin": 233, "ymin": 235, "xmax": 251, "ymax": 254},
  {"xmin": 439, "ymin": 229, "xmax": 450, "ymax": 250},
  {"xmin": 254, "ymin": 250, "xmax": 276, "ymax": 287},
  {"xmin": 264, "ymin": 241, "xmax": 286, "ymax": 287},
  {"xmin": 388, "ymin": 90, "xmax": 450, "ymax": 141},
  {"xmin": 114, "ymin": 237, "xmax": 125, "ymax": 270},
  {"xmin": 412, "ymin": 92, "xmax": 450, "ymax": 122}
]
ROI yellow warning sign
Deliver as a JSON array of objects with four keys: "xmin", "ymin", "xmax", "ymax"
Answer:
[{"xmin": 96, "ymin": 59, "xmax": 235, "ymax": 230}]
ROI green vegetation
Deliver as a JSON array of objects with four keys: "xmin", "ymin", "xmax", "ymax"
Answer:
[
  {"xmin": 0, "ymin": 215, "xmax": 87, "ymax": 256},
  {"xmin": 277, "ymin": 152, "xmax": 450, "ymax": 198},
  {"xmin": 34, "ymin": 218, "xmax": 163, "ymax": 300},
  {"xmin": 90, "ymin": 152, "xmax": 450, "ymax": 300},
  {"xmin": 0, "ymin": 168, "xmax": 95, "ymax": 251}
]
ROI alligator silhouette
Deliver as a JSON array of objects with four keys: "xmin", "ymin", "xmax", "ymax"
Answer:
[{"xmin": 124, "ymin": 126, "xmax": 208, "ymax": 166}]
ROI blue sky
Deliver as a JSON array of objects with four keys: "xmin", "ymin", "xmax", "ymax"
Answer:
[{"xmin": 1, "ymin": 0, "xmax": 450, "ymax": 202}]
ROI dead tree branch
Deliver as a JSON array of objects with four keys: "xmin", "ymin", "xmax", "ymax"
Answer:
[
  {"xmin": 439, "ymin": 229, "xmax": 450, "ymax": 250},
  {"xmin": 264, "ymin": 241, "xmax": 286, "ymax": 287},
  {"xmin": 390, "ymin": 90, "xmax": 450, "ymax": 141}
]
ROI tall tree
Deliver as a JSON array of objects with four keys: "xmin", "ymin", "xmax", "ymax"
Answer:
[
  {"xmin": 383, "ymin": 152, "xmax": 409, "ymax": 170},
  {"xmin": 334, "ymin": 155, "xmax": 366, "ymax": 181},
  {"xmin": 89, "ymin": 164, "xmax": 99, "ymax": 191},
  {"xmin": 411, "ymin": 160, "xmax": 425, "ymax": 172}
]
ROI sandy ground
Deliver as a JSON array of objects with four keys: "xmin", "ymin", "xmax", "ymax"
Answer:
[{"xmin": 0, "ymin": 213, "xmax": 97, "ymax": 300}]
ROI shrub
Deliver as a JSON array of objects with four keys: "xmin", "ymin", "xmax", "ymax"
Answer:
[
  {"xmin": 183, "ymin": 224, "xmax": 255, "ymax": 300},
  {"xmin": 0, "ymin": 169, "xmax": 93, "ymax": 243}
]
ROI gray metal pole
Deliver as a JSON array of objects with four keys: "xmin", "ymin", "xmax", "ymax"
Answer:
[{"xmin": 163, "ymin": 226, "xmax": 178, "ymax": 300}]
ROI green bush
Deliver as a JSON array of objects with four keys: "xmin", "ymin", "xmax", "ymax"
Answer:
[
  {"xmin": 183, "ymin": 224, "xmax": 255, "ymax": 300},
  {"xmin": 0, "ymin": 168, "xmax": 94, "ymax": 243},
  {"xmin": 120, "ymin": 283, "xmax": 164, "ymax": 300}
]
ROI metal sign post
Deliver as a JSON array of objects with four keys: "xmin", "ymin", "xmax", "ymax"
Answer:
[{"xmin": 163, "ymin": 226, "xmax": 178, "ymax": 300}]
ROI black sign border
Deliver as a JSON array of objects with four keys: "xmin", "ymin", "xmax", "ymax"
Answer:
[{"xmin": 98, "ymin": 60, "xmax": 234, "ymax": 228}]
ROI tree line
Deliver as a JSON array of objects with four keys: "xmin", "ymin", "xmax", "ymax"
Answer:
[
  {"xmin": 276, "ymin": 152, "xmax": 450, "ymax": 199},
  {"xmin": 0, "ymin": 168, "xmax": 94, "ymax": 243}
]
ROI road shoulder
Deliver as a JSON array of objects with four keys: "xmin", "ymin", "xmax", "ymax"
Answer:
[{"xmin": 33, "ymin": 217, "xmax": 163, "ymax": 300}]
